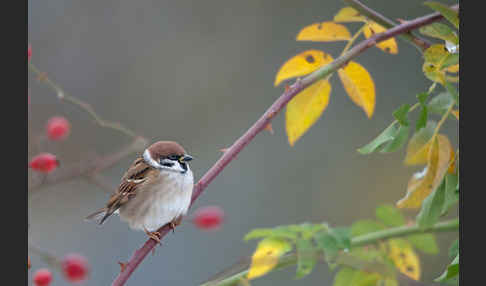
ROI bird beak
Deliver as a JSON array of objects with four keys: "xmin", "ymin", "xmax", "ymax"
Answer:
[{"xmin": 180, "ymin": 155, "xmax": 193, "ymax": 162}]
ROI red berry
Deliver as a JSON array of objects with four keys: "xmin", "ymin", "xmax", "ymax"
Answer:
[
  {"xmin": 62, "ymin": 253, "xmax": 89, "ymax": 283},
  {"xmin": 192, "ymin": 205, "xmax": 225, "ymax": 231},
  {"xmin": 28, "ymin": 44, "xmax": 32, "ymax": 61},
  {"xmin": 33, "ymin": 268, "xmax": 52, "ymax": 286},
  {"xmin": 46, "ymin": 116, "xmax": 71, "ymax": 140},
  {"xmin": 29, "ymin": 153, "xmax": 59, "ymax": 173}
]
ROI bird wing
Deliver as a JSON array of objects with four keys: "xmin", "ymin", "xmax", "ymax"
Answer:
[{"xmin": 99, "ymin": 157, "xmax": 157, "ymax": 224}]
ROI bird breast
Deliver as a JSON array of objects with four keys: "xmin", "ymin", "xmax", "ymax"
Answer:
[{"xmin": 118, "ymin": 168, "xmax": 194, "ymax": 232}]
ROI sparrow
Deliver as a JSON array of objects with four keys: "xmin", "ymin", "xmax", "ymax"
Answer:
[{"xmin": 86, "ymin": 141, "xmax": 194, "ymax": 242}]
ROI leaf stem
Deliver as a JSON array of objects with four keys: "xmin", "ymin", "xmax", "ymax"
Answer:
[
  {"xmin": 340, "ymin": 27, "xmax": 364, "ymax": 56},
  {"xmin": 202, "ymin": 218, "xmax": 458, "ymax": 286},
  {"xmin": 432, "ymin": 102, "xmax": 454, "ymax": 138}
]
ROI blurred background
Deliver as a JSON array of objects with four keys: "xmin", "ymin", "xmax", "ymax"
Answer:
[{"xmin": 28, "ymin": 0, "xmax": 458, "ymax": 285}]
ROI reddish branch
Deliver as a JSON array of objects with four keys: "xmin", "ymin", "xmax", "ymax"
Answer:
[{"xmin": 111, "ymin": 6, "xmax": 457, "ymax": 286}]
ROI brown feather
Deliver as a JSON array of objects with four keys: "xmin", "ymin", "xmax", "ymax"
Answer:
[{"xmin": 99, "ymin": 157, "xmax": 156, "ymax": 225}]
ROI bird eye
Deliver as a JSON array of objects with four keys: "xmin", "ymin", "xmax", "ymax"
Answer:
[{"xmin": 168, "ymin": 155, "xmax": 179, "ymax": 161}]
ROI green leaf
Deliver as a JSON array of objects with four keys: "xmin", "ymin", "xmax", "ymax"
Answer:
[
  {"xmin": 315, "ymin": 227, "xmax": 351, "ymax": 263},
  {"xmin": 417, "ymin": 92, "xmax": 429, "ymax": 105},
  {"xmin": 295, "ymin": 239, "xmax": 317, "ymax": 278},
  {"xmin": 445, "ymin": 81, "xmax": 459, "ymax": 106},
  {"xmin": 435, "ymin": 254, "xmax": 459, "ymax": 282},
  {"xmin": 379, "ymin": 125, "xmax": 410, "ymax": 153},
  {"xmin": 419, "ymin": 22, "xmax": 458, "ymax": 44},
  {"xmin": 298, "ymin": 223, "xmax": 328, "ymax": 239},
  {"xmin": 357, "ymin": 123, "xmax": 398, "ymax": 154},
  {"xmin": 416, "ymin": 180, "xmax": 446, "ymax": 229},
  {"xmin": 407, "ymin": 233, "xmax": 439, "ymax": 254},
  {"xmin": 244, "ymin": 226, "xmax": 298, "ymax": 241},
  {"xmin": 428, "ymin": 92, "xmax": 454, "ymax": 115},
  {"xmin": 315, "ymin": 232, "xmax": 340, "ymax": 263},
  {"xmin": 350, "ymin": 220, "xmax": 385, "ymax": 237},
  {"xmin": 443, "ymin": 53, "xmax": 459, "ymax": 68},
  {"xmin": 333, "ymin": 267, "xmax": 381, "ymax": 286},
  {"xmin": 375, "ymin": 204, "xmax": 406, "ymax": 227},
  {"xmin": 449, "ymin": 239, "xmax": 459, "ymax": 259},
  {"xmin": 416, "ymin": 106, "xmax": 428, "ymax": 131},
  {"xmin": 393, "ymin": 104, "xmax": 411, "ymax": 126},
  {"xmin": 424, "ymin": 2, "xmax": 459, "ymax": 29},
  {"xmin": 442, "ymin": 173, "xmax": 459, "ymax": 215}
]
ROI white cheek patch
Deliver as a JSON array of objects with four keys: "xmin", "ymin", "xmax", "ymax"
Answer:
[{"xmin": 143, "ymin": 149, "xmax": 186, "ymax": 174}]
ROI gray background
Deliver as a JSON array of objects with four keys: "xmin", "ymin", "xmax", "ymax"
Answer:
[{"xmin": 28, "ymin": 0, "xmax": 458, "ymax": 285}]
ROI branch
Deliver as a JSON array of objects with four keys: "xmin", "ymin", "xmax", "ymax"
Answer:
[
  {"xmin": 29, "ymin": 136, "xmax": 148, "ymax": 192},
  {"xmin": 343, "ymin": 0, "xmax": 431, "ymax": 51},
  {"xmin": 201, "ymin": 218, "xmax": 459, "ymax": 286},
  {"xmin": 29, "ymin": 63, "xmax": 138, "ymax": 138},
  {"xmin": 111, "ymin": 7, "xmax": 454, "ymax": 286}
]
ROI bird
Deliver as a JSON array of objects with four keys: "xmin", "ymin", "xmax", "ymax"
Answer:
[{"xmin": 85, "ymin": 141, "xmax": 194, "ymax": 242}]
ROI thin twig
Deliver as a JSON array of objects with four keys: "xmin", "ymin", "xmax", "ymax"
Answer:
[
  {"xmin": 110, "ymin": 6, "xmax": 455, "ymax": 286},
  {"xmin": 28, "ymin": 137, "xmax": 148, "ymax": 192},
  {"xmin": 29, "ymin": 63, "xmax": 138, "ymax": 138}
]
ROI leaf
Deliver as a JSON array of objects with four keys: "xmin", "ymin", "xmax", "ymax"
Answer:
[
  {"xmin": 388, "ymin": 239, "xmax": 421, "ymax": 280},
  {"xmin": 392, "ymin": 104, "xmax": 410, "ymax": 126},
  {"xmin": 424, "ymin": 2, "xmax": 459, "ymax": 29},
  {"xmin": 416, "ymin": 180, "xmax": 446, "ymax": 229},
  {"xmin": 404, "ymin": 121, "xmax": 437, "ymax": 165},
  {"xmin": 333, "ymin": 267, "xmax": 381, "ymax": 286},
  {"xmin": 247, "ymin": 237, "xmax": 292, "ymax": 280},
  {"xmin": 423, "ymin": 44, "xmax": 450, "ymax": 65},
  {"xmin": 295, "ymin": 239, "xmax": 317, "ymax": 278},
  {"xmin": 441, "ymin": 173, "xmax": 459, "ymax": 215},
  {"xmin": 338, "ymin": 61, "xmax": 376, "ymax": 118},
  {"xmin": 416, "ymin": 92, "xmax": 429, "ymax": 105},
  {"xmin": 434, "ymin": 254, "xmax": 459, "ymax": 282},
  {"xmin": 407, "ymin": 234, "xmax": 439, "ymax": 254},
  {"xmin": 428, "ymin": 92, "xmax": 454, "ymax": 116},
  {"xmin": 285, "ymin": 79, "xmax": 332, "ymax": 146},
  {"xmin": 398, "ymin": 134, "xmax": 452, "ymax": 208},
  {"xmin": 451, "ymin": 110, "xmax": 459, "ymax": 119},
  {"xmin": 244, "ymin": 226, "xmax": 298, "ymax": 241},
  {"xmin": 379, "ymin": 125, "xmax": 409, "ymax": 153},
  {"xmin": 416, "ymin": 106, "xmax": 428, "ymax": 131},
  {"xmin": 315, "ymin": 227, "xmax": 351, "ymax": 262},
  {"xmin": 449, "ymin": 239, "xmax": 459, "ymax": 259},
  {"xmin": 445, "ymin": 81, "xmax": 459, "ymax": 106},
  {"xmin": 419, "ymin": 23, "xmax": 458, "ymax": 45},
  {"xmin": 274, "ymin": 50, "xmax": 333, "ymax": 86},
  {"xmin": 446, "ymin": 64, "xmax": 459, "ymax": 74},
  {"xmin": 357, "ymin": 123, "xmax": 398, "ymax": 154},
  {"xmin": 422, "ymin": 44, "xmax": 457, "ymax": 84},
  {"xmin": 363, "ymin": 22, "xmax": 398, "ymax": 54},
  {"xmin": 333, "ymin": 7, "xmax": 366, "ymax": 23},
  {"xmin": 350, "ymin": 220, "xmax": 385, "ymax": 237},
  {"xmin": 296, "ymin": 22, "xmax": 351, "ymax": 42},
  {"xmin": 375, "ymin": 204, "xmax": 405, "ymax": 227}
]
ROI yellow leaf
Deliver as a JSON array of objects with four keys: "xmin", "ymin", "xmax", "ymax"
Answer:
[
  {"xmin": 448, "ymin": 149, "xmax": 456, "ymax": 174},
  {"xmin": 338, "ymin": 61, "xmax": 375, "ymax": 118},
  {"xmin": 388, "ymin": 239, "xmax": 421, "ymax": 280},
  {"xmin": 423, "ymin": 62, "xmax": 446, "ymax": 85},
  {"xmin": 423, "ymin": 44, "xmax": 449, "ymax": 65},
  {"xmin": 397, "ymin": 134, "xmax": 452, "ymax": 208},
  {"xmin": 296, "ymin": 22, "xmax": 351, "ymax": 42},
  {"xmin": 446, "ymin": 64, "xmax": 459, "ymax": 73},
  {"xmin": 247, "ymin": 238, "xmax": 292, "ymax": 280},
  {"xmin": 404, "ymin": 122, "xmax": 435, "ymax": 166},
  {"xmin": 274, "ymin": 50, "xmax": 334, "ymax": 86},
  {"xmin": 363, "ymin": 22, "xmax": 398, "ymax": 54},
  {"xmin": 334, "ymin": 7, "xmax": 366, "ymax": 22},
  {"xmin": 451, "ymin": 109, "xmax": 459, "ymax": 120},
  {"xmin": 286, "ymin": 79, "xmax": 331, "ymax": 146}
]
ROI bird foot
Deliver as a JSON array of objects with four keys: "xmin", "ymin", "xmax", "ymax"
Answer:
[
  {"xmin": 169, "ymin": 216, "xmax": 183, "ymax": 233},
  {"xmin": 144, "ymin": 227, "xmax": 162, "ymax": 245}
]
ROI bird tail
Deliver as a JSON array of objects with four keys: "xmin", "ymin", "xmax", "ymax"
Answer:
[{"xmin": 84, "ymin": 208, "xmax": 110, "ymax": 226}]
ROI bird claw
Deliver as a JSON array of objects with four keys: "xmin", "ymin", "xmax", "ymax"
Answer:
[{"xmin": 144, "ymin": 227, "xmax": 162, "ymax": 245}]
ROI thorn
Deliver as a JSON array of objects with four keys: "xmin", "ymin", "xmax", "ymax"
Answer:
[
  {"xmin": 267, "ymin": 110, "xmax": 277, "ymax": 119},
  {"xmin": 396, "ymin": 18, "xmax": 409, "ymax": 24},
  {"xmin": 219, "ymin": 148, "xmax": 228, "ymax": 153},
  {"xmin": 264, "ymin": 123, "xmax": 274, "ymax": 135},
  {"xmin": 118, "ymin": 261, "xmax": 127, "ymax": 273},
  {"xmin": 284, "ymin": 84, "xmax": 290, "ymax": 92},
  {"xmin": 36, "ymin": 72, "xmax": 48, "ymax": 82}
]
